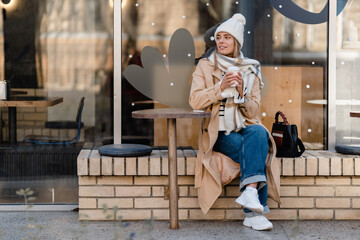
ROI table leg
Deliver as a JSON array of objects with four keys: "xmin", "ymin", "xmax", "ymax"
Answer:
[
  {"xmin": 8, "ymin": 107, "xmax": 16, "ymax": 145},
  {"xmin": 167, "ymin": 118, "xmax": 179, "ymax": 230}
]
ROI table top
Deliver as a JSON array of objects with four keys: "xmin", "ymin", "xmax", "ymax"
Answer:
[
  {"xmin": 350, "ymin": 111, "xmax": 360, "ymax": 118},
  {"xmin": 132, "ymin": 108, "xmax": 210, "ymax": 119},
  {"xmin": 10, "ymin": 90, "xmax": 28, "ymax": 95},
  {"xmin": 0, "ymin": 96, "xmax": 63, "ymax": 107}
]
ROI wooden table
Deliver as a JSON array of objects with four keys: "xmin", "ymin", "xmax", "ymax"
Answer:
[
  {"xmin": 0, "ymin": 96, "xmax": 63, "ymax": 144},
  {"xmin": 350, "ymin": 111, "xmax": 360, "ymax": 118},
  {"xmin": 132, "ymin": 108, "xmax": 210, "ymax": 229}
]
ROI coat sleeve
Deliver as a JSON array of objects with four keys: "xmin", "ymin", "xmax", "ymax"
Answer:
[
  {"xmin": 189, "ymin": 61, "xmax": 224, "ymax": 110},
  {"xmin": 239, "ymin": 75, "xmax": 261, "ymax": 119}
]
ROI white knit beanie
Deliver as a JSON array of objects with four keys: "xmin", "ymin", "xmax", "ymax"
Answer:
[{"xmin": 214, "ymin": 13, "xmax": 246, "ymax": 48}]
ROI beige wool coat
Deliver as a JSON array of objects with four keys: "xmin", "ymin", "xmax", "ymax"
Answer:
[{"xmin": 189, "ymin": 58, "xmax": 281, "ymax": 214}]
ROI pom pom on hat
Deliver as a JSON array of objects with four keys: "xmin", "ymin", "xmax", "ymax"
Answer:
[
  {"xmin": 232, "ymin": 13, "xmax": 246, "ymax": 25},
  {"xmin": 214, "ymin": 13, "xmax": 246, "ymax": 49}
]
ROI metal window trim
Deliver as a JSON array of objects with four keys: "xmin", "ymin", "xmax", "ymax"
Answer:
[
  {"xmin": 328, "ymin": 0, "xmax": 337, "ymax": 150},
  {"xmin": 0, "ymin": 204, "xmax": 78, "ymax": 211},
  {"xmin": 113, "ymin": 0, "xmax": 122, "ymax": 144}
]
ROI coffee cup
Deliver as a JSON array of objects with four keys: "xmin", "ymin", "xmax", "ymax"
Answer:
[{"xmin": 226, "ymin": 66, "xmax": 241, "ymax": 87}]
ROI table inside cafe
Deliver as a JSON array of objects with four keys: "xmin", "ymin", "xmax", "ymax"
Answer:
[{"xmin": 0, "ymin": 96, "xmax": 63, "ymax": 145}]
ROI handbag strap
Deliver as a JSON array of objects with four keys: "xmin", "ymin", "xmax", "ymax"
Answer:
[
  {"xmin": 275, "ymin": 111, "xmax": 289, "ymax": 125},
  {"xmin": 297, "ymin": 138, "xmax": 305, "ymax": 156}
]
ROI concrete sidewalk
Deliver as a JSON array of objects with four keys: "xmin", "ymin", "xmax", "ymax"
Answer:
[{"xmin": 0, "ymin": 212, "xmax": 359, "ymax": 240}]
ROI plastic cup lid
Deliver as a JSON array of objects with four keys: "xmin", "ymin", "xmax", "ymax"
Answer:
[{"xmin": 227, "ymin": 66, "xmax": 240, "ymax": 72}]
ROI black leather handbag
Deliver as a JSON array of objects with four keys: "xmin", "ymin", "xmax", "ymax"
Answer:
[{"xmin": 271, "ymin": 111, "xmax": 305, "ymax": 158}]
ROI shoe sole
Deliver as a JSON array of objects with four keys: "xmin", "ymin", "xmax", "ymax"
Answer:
[
  {"xmin": 235, "ymin": 198, "xmax": 264, "ymax": 214},
  {"xmin": 243, "ymin": 222, "xmax": 273, "ymax": 231}
]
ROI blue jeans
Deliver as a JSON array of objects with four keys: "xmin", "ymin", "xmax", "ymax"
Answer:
[{"xmin": 213, "ymin": 124, "xmax": 270, "ymax": 214}]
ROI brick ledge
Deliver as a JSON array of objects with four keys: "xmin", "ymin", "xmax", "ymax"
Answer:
[{"xmin": 77, "ymin": 149, "xmax": 360, "ymax": 177}]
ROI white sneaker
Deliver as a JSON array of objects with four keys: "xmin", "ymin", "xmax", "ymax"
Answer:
[
  {"xmin": 243, "ymin": 215, "xmax": 273, "ymax": 231},
  {"xmin": 235, "ymin": 187, "xmax": 264, "ymax": 214}
]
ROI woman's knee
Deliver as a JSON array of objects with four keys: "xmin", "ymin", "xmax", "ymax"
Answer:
[{"xmin": 246, "ymin": 124, "xmax": 269, "ymax": 140}]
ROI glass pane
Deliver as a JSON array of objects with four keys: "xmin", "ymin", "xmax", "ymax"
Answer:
[
  {"xmin": 121, "ymin": 0, "xmax": 328, "ymax": 150},
  {"xmin": 336, "ymin": 0, "xmax": 360, "ymax": 147},
  {"xmin": 0, "ymin": 0, "xmax": 113, "ymax": 204}
]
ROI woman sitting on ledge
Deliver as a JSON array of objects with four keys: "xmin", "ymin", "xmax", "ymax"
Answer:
[{"xmin": 189, "ymin": 13, "xmax": 280, "ymax": 231}]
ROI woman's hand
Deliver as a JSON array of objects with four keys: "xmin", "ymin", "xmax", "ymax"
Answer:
[
  {"xmin": 220, "ymin": 72, "xmax": 243, "ymax": 97},
  {"xmin": 233, "ymin": 73, "xmax": 244, "ymax": 98}
]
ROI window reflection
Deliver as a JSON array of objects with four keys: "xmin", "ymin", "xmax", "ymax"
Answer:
[
  {"xmin": 336, "ymin": 1, "xmax": 360, "ymax": 146},
  {"xmin": 0, "ymin": 0, "xmax": 113, "ymax": 204}
]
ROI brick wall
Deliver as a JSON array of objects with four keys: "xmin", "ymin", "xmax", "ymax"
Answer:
[{"xmin": 77, "ymin": 149, "xmax": 360, "ymax": 220}]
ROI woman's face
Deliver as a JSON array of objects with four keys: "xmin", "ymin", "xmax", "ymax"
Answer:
[{"xmin": 215, "ymin": 32, "xmax": 235, "ymax": 57}]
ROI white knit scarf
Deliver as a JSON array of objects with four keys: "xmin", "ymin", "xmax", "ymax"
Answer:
[{"xmin": 209, "ymin": 51, "xmax": 263, "ymax": 134}]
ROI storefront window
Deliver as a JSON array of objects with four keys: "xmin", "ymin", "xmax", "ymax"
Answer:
[
  {"xmin": 336, "ymin": 0, "xmax": 360, "ymax": 146},
  {"xmin": 121, "ymin": 0, "xmax": 328, "ymax": 149},
  {"xmin": 0, "ymin": 0, "xmax": 113, "ymax": 204}
]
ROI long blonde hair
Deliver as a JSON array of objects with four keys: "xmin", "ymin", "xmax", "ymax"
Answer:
[{"xmin": 214, "ymin": 38, "xmax": 241, "ymax": 70}]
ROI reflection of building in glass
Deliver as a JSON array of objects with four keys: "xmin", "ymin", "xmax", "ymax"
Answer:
[{"xmin": 0, "ymin": 0, "xmax": 113, "ymax": 143}]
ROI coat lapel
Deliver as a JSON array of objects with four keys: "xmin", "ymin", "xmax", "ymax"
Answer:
[
  {"xmin": 207, "ymin": 60, "xmax": 222, "ymax": 84},
  {"xmin": 212, "ymin": 69, "xmax": 222, "ymax": 84}
]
